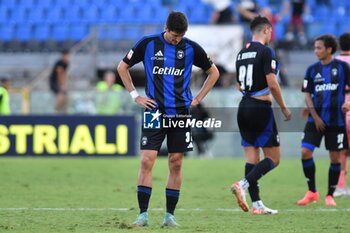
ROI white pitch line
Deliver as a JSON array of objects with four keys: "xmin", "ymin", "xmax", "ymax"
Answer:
[{"xmin": 0, "ymin": 208, "xmax": 350, "ymax": 212}]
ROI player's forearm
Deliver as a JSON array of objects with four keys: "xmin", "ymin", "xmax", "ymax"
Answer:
[
  {"xmin": 194, "ymin": 65, "xmax": 219, "ymax": 102},
  {"xmin": 267, "ymin": 76, "xmax": 287, "ymax": 109},
  {"xmin": 270, "ymin": 87, "xmax": 287, "ymax": 109},
  {"xmin": 117, "ymin": 61, "xmax": 136, "ymax": 92},
  {"xmin": 305, "ymin": 93, "xmax": 320, "ymax": 119}
]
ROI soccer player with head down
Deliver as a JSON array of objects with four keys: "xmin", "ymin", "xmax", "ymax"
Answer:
[
  {"xmin": 231, "ymin": 16, "xmax": 291, "ymax": 215},
  {"xmin": 117, "ymin": 11, "xmax": 219, "ymax": 227},
  {"xmin": 297, "ymin": 34, "xmax": 350, "ymax": 206}
]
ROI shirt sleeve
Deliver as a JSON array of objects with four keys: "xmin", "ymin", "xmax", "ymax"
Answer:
[
  {"xmin": 122, "ymin": 37, "xmax": 147, "ymax": 67},
  {"xmin": 341, "ymin": 62, "xmax": 350, "ymax": 86},
  {"xmin": 263, "ymin": 47, "xmax": 278, "ymax": 75},
  {"xmin": 301, "ymin": 66, "xmax": 313, "ymax": 93},
  {"xmin": 191, "ymin": 41, "xmax": 213, "ymax": 71}
]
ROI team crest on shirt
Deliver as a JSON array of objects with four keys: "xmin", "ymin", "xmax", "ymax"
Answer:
[
  {"xmin": 177, "ymin": 50, "xmax": 184, "ymax": 59},
  {"xmin": 127, "ymin": 49, "xmax": 134, "ymax": 60},
  {"xmin": 332, "ymin": 68, "xmax": 338, "ymax": 76}
]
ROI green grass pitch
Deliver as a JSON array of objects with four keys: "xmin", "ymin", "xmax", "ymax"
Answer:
[{"xmin": 0, "ymin": 157, "xmax": 350, "ymax": 233}]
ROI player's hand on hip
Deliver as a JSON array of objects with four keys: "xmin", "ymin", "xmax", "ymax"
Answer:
[
  {"xmin": 314, "ymin": 116, "xmax": 326, "ymax": 132},
  {"xmin": 135, "ymin": 96, "xmax": 157, "ymax": 109},
  {"xmin": 281, "ymin": 107, "xmax": 292, "ymax": 121}
]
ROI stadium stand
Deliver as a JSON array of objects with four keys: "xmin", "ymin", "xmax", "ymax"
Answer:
[{"xmin": 0, "ymin": 0, "xmax": 349, "ymax": 52}]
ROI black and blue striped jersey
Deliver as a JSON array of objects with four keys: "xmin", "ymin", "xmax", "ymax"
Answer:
[
  {"xmin": 302, "ymin": 59, "xmax": 350, "ymax": 126},
  {"xmin": 123, "ymin": 32, "xmax": 212, "ymax": 115},
  {"xmin": 235, "ymin": 42, "xmax": 279, "ymax": 97}
]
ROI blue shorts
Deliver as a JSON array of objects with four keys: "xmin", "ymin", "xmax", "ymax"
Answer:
[{"xmin": 237, "ymin": 97, "xmax": 279, "ymax": 148}]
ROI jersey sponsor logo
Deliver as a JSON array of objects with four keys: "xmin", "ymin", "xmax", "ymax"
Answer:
[
  {"xmin": 152, "ymin": 66, "xmax": 184, "ymax": 76},
  {"xmin": 127, "ymin": 49, "xmax": 134, "ymax": 60},
  {"xmin": 271, "ymin": 60, "xmax": 276, "ymax": 70},
  {"xmin": 177, "ymin": 50, "xmax": 184, "ymax": 59},
  {"xmin": 151, "ymin": 50, "xmax": 167, "ymax": 60},
  {"xmin": 315, "ymin": 83, "xmax": 339, "ymax": 92}
]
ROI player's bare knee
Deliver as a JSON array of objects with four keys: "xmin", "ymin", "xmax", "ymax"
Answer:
[
  {"xmin": 140, "ymin": 156, "xmax": 154, "ymax": 171},
  {"xmin": 170, "ymin": 160, "xmax": 182, "ymax": 171},
  {"xmin": 169, "ymin": 157, "xmax": 182, "ymax": 173},
  {"xmin": 329, "ymin": 151, "xmax": 341, "ymax": 163},
  {"xmin": 330, "ymin": 157, "xmax": 340, "ymax": 164},
  {"xmin": 301, "ymin": 148, "xmax": 313, "ymax": 160}
]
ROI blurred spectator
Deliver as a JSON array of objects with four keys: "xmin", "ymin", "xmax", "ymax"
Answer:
[
  {"xmin": 280, "ymin": 0, "xmax": 309, "ymax": 46},
  {"xmin": 95, "ymin": 71, "xmax": 123, "ymax": 115},
  {"xmin": 191, "ymin": 103, "xmax": 214, "ymax": 157},
  {"xmin": 237, "ymin": 0, "xmax": 262, "ymax": 41},
  {"xmin": 260, "ymin": 7, "xmax": 289, "ymax": 86},
  {"xmin": 49, "ymin": 49, "xmax": 70, "ymax": 114},
  {"xmin": 0, "ymin": 78, "xmax": 11, "ymax": 115},
  {"xmin": 217, "ymin": 65, "xmax": 234, "ymax": 88},
  {"xmin": 202, "ymin": 0, "xmax": 235, "ymax": 24},
  {"xmin": 260, "ymin": 7, "xmax": 277, "ymax": 44},
  {"xmin": 237, "ymin": 0, "xmax": 260, "ymax": 22}
]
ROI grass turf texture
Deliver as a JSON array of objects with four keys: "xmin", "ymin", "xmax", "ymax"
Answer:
[{"xmin": 0, "ymin": 157, "xmax": 349, "ymax": 233}]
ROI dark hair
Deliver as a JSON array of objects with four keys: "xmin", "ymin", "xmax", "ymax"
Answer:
[
  {"xmin": 315, "ymin": 34, "xmax": 337, "ymax": 54},
  {"xmin": 339, "ymin": 32, "xmax": 350, "ymax": 51},
  {"xmin": 250, "ymin": 16, "xmax": 272, "ymax": 33},
  {"xmin": 166, "ymin": 11, "xmax": 188, "ymax": 34}
]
